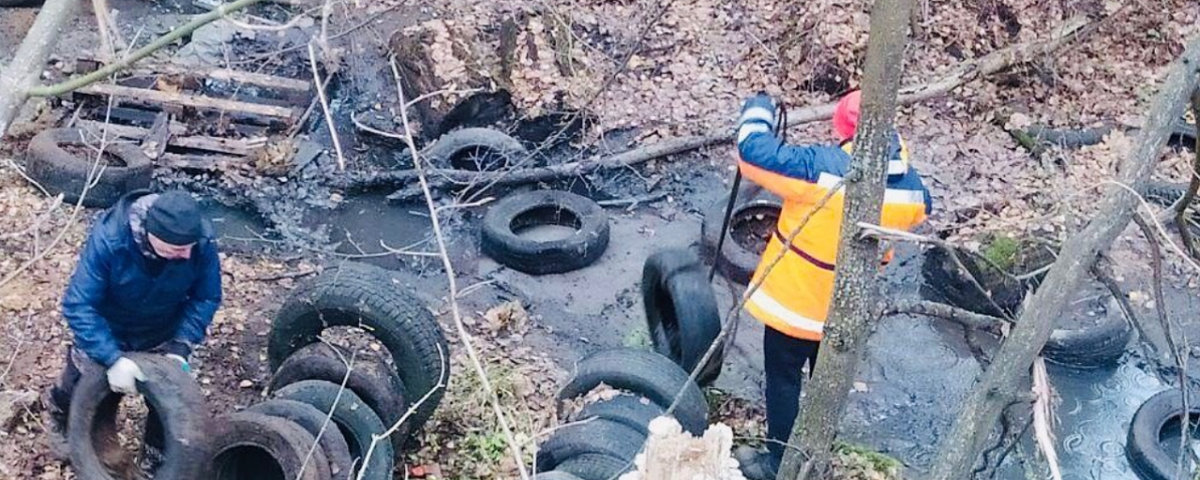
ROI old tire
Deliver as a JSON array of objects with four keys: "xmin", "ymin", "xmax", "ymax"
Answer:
[
  {"xmin": 1126, "ymin": 388, "xmax": 1200, "ymax": 480},
  {"xmin": 481, "ymin": 190, "xmax": 610, "ymax": 275},
  {"xmin": 25, "ymin": 128, "xmax": 153, "ymax": 208},
  {"xmin": 423, "ymin": 127, "xmax": 528, "ymax": 171},
  {"xmin": 1043, "ymin": 297, "xmax": 1132, "ymax": 369},
  {"xmin": 557, "ymin": 348, "xmax": 707, "ymax": 435},
  {"xmin": 207, "ymin": 412, "xmax": 332, "ymax": 480},
  {"xmin": 572, "ymin": 394, "xmax": 666, "ymax": 437},
  {"xmin": 269, "ymin": 342, "xmax": 411, "ymax": 441},
  {"xmin": 68, "ymin": 353, "xmax": 211, "ymax": 479},
  {"xmin": 245, "ymin": 399, "xmax": 355, "ymax": 480},
  {"xmin": 642, "ymin": 248, "xmax": 722, "ymax": 386},
  {"xmin": 701, "ymin": 194, "xmax": 781, "ymax": 284},
  {"xmin": 269, "ymin": 262, "xmax": 449, "ymax": 436},
  {"xmin": 535, "ymin": 418, "xmax": 645, "ymax": 472},
  {"xmin": 273, "ymin": 380, "xmax": 394, "ymax": 480},
  {"xmin": 556, "ymin": 453, "xmax": 633, "ymax": 480}
]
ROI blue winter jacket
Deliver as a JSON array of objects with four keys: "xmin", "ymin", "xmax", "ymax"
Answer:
[{"xmin": 62, "ymin": 191, "xmax": 222, "ymax": 367}]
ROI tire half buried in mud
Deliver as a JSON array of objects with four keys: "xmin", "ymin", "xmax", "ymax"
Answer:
[
  {"xmin": 1126, "ymin": 387, "xmax": 1200, "ymax": 480},
  {"xmin": 422, "ymin": 127, "xmax": 527, "ymax": 171},
  {"xmin": 25, "ymin": 128, "xmax": 153, "ymax": 208},
  {"xmin": 268, "ymin": 262, "xmax": 450, "ymax": 438},
  {"xmin": 642, "ymin": 248, "xmax": 723, "ymax": 386},
  {"xmin": 67, "ymin": 353, "xmax": 211, "ymax": 480},
  {"xmin": 481, "ymin": 190, "xmax": 610, "ymax": 275},
  {"xmin": 207, "ymin": 412, "xmax": 332, "ymax": 480},
  {"xmin": 1043, "ymin": 297, "xmax": 1132, "ymax": 369},
  {"xmin": 701, "ymin": 193, "xmax": 782, "ymax": 285}
]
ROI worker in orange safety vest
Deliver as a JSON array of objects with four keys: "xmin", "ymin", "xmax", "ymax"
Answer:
[{"xmin": 732, "ymin": 91, "xmax": 932, "ymax": 479}]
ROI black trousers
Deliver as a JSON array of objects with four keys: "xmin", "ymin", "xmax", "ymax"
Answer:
[
  {"xmin": 764, "ymin": 326, "xmax": 821, "ymax": 460},
  {"xmin": 48, "ymin": 347, "xmax": 87, "ymax": 414}
]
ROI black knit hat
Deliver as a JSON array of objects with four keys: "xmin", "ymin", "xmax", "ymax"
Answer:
[{"xmin": 145, "ymin": 191, "xmax": 203, "ymax": 246}]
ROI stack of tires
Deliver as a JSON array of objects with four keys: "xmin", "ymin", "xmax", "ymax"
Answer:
[
  {"xmin": 206, "ymin": 262, "xmax": 451, "ymax": 480},
  {"xmin": 535, "ymin": 348, "xmax": 710, "ymax": 480}
]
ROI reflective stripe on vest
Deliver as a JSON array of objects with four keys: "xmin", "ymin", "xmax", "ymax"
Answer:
[
  {"xmin": 746, "ymin": 288, "xmax": 825, "ymax": 335},
  {"xmin": 816, "ymin": 173, "xmax": 926, "ymax": 206},
  {"xmin": 841, "ymin": 139, "xmax": 910, "ymax": 175}
]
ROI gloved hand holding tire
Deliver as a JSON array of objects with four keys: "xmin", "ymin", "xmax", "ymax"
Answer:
[{"xmin": 106, "ymin": 357, "xmax": 146, "ymax": 395}]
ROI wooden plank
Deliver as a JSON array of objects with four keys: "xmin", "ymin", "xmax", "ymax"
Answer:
[
  {"xmin": 76, "ymin": 57, "xmax": 311, "ymax": 93},
  {"xmin": 160, "ymin": 152, "xmax": 246, "ymax": 171},
  {"xmin": 75, "ymin": 120, "xmax": 265, "ymax": 156},
  {"xmin": 171, "ymin": 136, "xmax": 265, "ymax": 157},
  {"xmin": 80, "ymin": 83, "xmax": 298, "ymax": 120}
]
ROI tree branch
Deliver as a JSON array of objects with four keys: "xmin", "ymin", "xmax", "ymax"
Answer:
[
  {"xmin": 1175, "ymin": 89, "xmax": 1200, "ymax": 257},
  {"xmin": 882, "ymin": 300, "xmax": 1005, "ymax": 334}
]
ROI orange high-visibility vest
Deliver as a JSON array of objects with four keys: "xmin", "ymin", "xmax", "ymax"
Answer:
[{"xmin": 739, "ymin": 140, "xmax": 929, "ymax": 341}]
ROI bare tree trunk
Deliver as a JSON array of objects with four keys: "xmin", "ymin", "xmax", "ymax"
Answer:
[
  {"xmin": 0, "ymin": 0, "xmax": 79, "ymax": 136},
  {"xmin": 775, "ymin": 0, "xmax": 912, "ymax": 478},
  {"xmin": 930, "ymin": 35, "xmax": 1200, "ymax": 480}
]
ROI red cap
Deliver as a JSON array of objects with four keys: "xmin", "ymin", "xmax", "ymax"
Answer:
[{"xmin": 832, "ymin": 90, "xmax": 861, "ymax": 142}]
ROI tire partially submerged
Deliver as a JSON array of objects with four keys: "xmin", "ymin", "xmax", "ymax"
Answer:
[
  {"xmin": 1043, "ymin": 297, "xmax": 1131, "ymax": 369},
  {"xmin": 481, "ymin": 190, "xmax": 610, "ymax": 275},
  {"xmin": 422, "ymin": 127, "xmax": 528, "ymax": 171},
  {"xmin": 642, "ymin": 248, "xmax": 722, "ymax": 386},
  {"xmin": 25, "ymin": 128, "xmax": 153, "ymax": 208},
  {"xmin": 1127, "ymin": 388, "xmax": 1200, "ymax": 480},
  {"xmin": 269, "ymin": 262, "xmax": 449, "ymax": 436},
  {"xmin": 68, "ymin": 353, "xmax": 211, "ymax": 479},
  {"xmin": 207, "ymin": 412, "xmax": 332, "ymax": 480}
]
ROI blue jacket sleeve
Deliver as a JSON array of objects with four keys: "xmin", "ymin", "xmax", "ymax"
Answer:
[
  {"xmin": 174, "ymin": 241, "xmax": 222, "ymax": 346},
  {"xmin": 737, "ymin": 132, "xmax": 831, "ymax": 182},
  {"xmin": 62, "ymin": 231, "xmax": 122, "ymax": 367}
]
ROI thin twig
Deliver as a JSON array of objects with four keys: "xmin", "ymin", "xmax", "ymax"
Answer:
[
  {"xmin": 308, "ymin": 42, "xmax": 346, "ymax": 171},
  {"xmin": 354, "ymin": 343, "xmax": 447, "ymax": 480},
  {"xmin": 246, "ymin": 268, "xmax": 318, "ymax": 281},
  {"xmin": 405, "ymin": 87, "xmax": 485, "ymax": 109},
  {"xmin": 883, "ymin": 300, "xmax": 1005, "ymax": 333},
  {"xmin": 387, "ymin": 56, "xmax": 531, "ymax": 480},
  {"xmin": 296, "ymin": 349, "xmax": 356, "ymax": 480}
]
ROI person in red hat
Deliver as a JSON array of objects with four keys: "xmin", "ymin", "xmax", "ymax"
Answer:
[{"xmin": 731, "ymin": 91, "xmax": 932, "ymax": 479}]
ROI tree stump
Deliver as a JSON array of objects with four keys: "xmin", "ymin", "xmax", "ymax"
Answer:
[{"xmin": 622, "ymin": 417, "xmax": 745, "ymax": 480}]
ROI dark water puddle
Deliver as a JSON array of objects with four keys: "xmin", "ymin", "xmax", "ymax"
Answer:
[
  {"xmin": 1047, "ymin": 362, "xmax": 1164, "ymax": 480},
  {"xmin": 198, "ymin": 198, "xmax": 272, "ymax": 253}
]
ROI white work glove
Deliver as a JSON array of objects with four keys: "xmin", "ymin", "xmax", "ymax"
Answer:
[{"xmin": 106, "ymin": 357, "xmax": 147, "ymax": 395}]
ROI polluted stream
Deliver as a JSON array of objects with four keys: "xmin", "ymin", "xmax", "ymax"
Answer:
[{"xmin": 198, "ymin": 181, "xmax": 1195, "ymax": 479}]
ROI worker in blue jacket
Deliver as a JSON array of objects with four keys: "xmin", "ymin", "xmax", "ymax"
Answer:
[{"xmin": 43, "ymin": 190, "xmax": 222, "ymax": 458}]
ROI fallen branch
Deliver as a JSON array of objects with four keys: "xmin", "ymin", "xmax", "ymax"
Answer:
[
  {"xmin": 308, "ymin": 43, "xmax": 346, "ymax": 171},
  {"xmin": 882, "ymin": 300, "xmax": 1005, "ymax": 334},
  {"xmin": 246, "ymin": 267, "xmax": 318, "ymax": 281}
]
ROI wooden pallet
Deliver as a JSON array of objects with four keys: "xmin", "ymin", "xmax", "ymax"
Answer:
[{"xmin": 70, "ymin": 60, "xmax": 315, "ymax": 171}]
